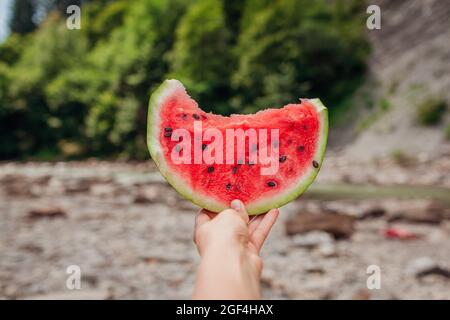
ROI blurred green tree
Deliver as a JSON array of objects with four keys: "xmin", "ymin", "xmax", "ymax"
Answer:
[
  {"xmin": 10, "ymin": 0, "xmax": 37, "ymax": 34},
  {"xmin": 0, "ymin": 0, "xmax": 370, "ymax": 159},
  {"xmin": 4, "ymin": 12, "xmax": 88, "ymax": 158},
  {"xmin": 232, "ymin": 0, "xmax": 369, "ymax": 113},
  {"xmin": 169, "ymin": 0, "xmax": 233, "ymax": 115},
  {"xmin": 47, "ymin": 0, "xmax": 188, "ymax": 158}
]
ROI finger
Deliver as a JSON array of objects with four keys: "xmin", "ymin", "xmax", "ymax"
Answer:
[
  {"xmin": 229, "ymin": 199, "xmax": 249, "ymax": 223},
  {"xmin": 195, "ymin": 209, "xmax": 214, "ymax": 229},
  {"xmin": 193, "ymin": 209, "xmax": 216, "ymax": 245},
  {"xmin": 250, "ymin": 208, "xmax": 279, "ymax": 253},
  {"xmin": 248, "ymin": 214, "xmax": 264, "ymax": 234}
]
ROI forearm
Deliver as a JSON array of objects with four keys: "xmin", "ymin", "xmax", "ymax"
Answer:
[{"xmin": 192, "ymin": 244, "xmax": 261, "ymax": 300}]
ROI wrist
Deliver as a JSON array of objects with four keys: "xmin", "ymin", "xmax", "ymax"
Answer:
[
  {"xmin": 200, "ymin": 239, "xmax": 245, "ymax": 261},
  {"xmin": 198, "ymin": 233, "xmax": 246, "ymax": 257},
  {"xmin": 195, "ymin": 244, "xmax": 261, "ymax": 299}
]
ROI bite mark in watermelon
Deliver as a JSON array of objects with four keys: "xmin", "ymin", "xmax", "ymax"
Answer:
[{"xmin": 147, "ymin": 79, "xmax": 328, "ymax": 215}]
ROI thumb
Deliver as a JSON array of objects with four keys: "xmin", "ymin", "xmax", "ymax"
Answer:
[{"xmin": 230, "ymin": 199, "xmax": 249, "ymax": 223}]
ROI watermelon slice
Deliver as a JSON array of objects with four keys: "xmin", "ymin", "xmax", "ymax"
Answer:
[{"xmin": 147, "ymin": 79, "xmax": 328, "ymax": 215}]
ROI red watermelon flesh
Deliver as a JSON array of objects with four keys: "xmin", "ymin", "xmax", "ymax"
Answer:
[{"xmin": 147, "ymin": 80, "xmax": 328, "ymax": 215}]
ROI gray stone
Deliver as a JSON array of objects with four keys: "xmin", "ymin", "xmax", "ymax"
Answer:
[{"xmin": 291, "ymin": 231, "xmax": 334, "ymax": 249}]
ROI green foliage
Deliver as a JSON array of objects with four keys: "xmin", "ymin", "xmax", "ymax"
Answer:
[
  {"xmin": 48, "ymin": 0, "xmax": 82, "ymax": 14},
  {"xmin": 45, "ymin": 0, "xmax": 189, "ymax": 158},
  {"xmin": 379, "ymin": 97, "xmax": 391, "ymax": 111},
  {"xmin": 355, "ymin": 96, "xmax": 391, "ymax": 133},
  {"xmin": 233, "ymin": 0, "xmax": 369, "ymax": 113},
  {"xmin": 0, "ymin": 0, "xmax": 370, "ymax": 159},
  {"xmin": 0, "ymin": 63, "xmax": 16, "ymax": 158},
  {"xmin": 416, "ymin": 97, "xmax": 447, "ymax": 126},
  {"xmin": 0, "ymin": 12, "xmax": 88, "ymax": 159},
  {"xmin": 445, "ymin": 124, "xmax": 450, "ymax": 141},
  {"xmin": 10, "ymin": 0, "xmax": 37, "ymax": 34},
  {"xmin": 0, "ymin": 34, "xmax": 26, "ymax": 64},
  {"xmin": 240, "ymin": 0, "xmax": 273, "ymax": 31},
  {"xmin": 222, "ymin": 0, "xmax": 246, "ymax": 44},
  {"xmin": 87, "ymin": 0, "xmax": 187, "ymax": 157},
  {"xmin": 169, "ymin": 0, "xmax": 232, "ymax": 114},
  {"xmin": 83, "ymin": 0, "xmax": 129, "ymax": 44},
  {"xmin": 390, "ymin": 149, "xmax": 414, "ymax": 167}
]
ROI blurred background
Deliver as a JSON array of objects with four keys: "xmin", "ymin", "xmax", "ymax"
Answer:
[{"xmin": 0, "ymin": 0, "xmax": 449, "ymax": 299}]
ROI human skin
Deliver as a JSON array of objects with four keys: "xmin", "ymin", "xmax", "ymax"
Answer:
[{"xmin": 192, "ymin": 199, "xmax": 279, "ymax": 299}]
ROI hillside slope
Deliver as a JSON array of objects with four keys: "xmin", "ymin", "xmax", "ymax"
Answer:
[{"xmin": 334, "ymin": 0, "xmax": 450, "ymax": 160}]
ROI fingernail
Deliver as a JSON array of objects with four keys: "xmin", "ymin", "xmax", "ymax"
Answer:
[
  {"xmin": 268, "ymin": 208, "xmax": 279, "ymax": 216},
  {"xmin": 230, "ymin": 199, "xmax": 242, "ymax": 211}
]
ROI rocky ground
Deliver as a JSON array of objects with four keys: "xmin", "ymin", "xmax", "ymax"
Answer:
[{"xmin": 0, "ymin": 156, "xmax": 449, "ymax": 299}]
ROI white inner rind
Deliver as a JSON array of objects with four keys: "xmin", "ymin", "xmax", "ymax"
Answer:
[{"xmin": 147, "ymin": 79, "xmax": 328, "ymax": 215}]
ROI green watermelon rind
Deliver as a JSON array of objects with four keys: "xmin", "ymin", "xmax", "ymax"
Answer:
[{"xmin": 147, "ymin": 79, "xmax": 328, "ymax": 215}]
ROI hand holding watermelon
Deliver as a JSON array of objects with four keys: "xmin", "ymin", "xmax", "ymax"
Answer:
[
  {"xmin": 192, "ymin": 200, "xmax": 279, "ymax": 299},
  {"xmin": 147, "ymin": 80, "xmax": 327, "ymax": 299}
]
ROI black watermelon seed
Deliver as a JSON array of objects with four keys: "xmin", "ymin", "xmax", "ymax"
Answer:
[
  {"xmin": 267, "ymin": 181, "xmax": 277, "ymax": 188},
  {"xmin": 226, "ymin": 183, "xmax": 232, "ymax": 190},
  {"xmin": 279, "ymin": 155, "xmax": 287, "ymax": 163},
  {"xmin": 181, "ymin": 113, "xmax": 188, "ymax": 120},
  {"xmin": 312, "ymin": 160, "xmax": 319, "ymax": 168},
  {"xmin": 202, "ymin": 144, "xmax": 208, "ymax": 150},
  {"xmin": 164, "ymin": 132, "xmax": 172, "ymax": 137},
  {"xmin": 207, "ymin": 166, "xmax": 215, "ymax": 173},
  {"xmin": 193, "ymin": 114, "xmax": 200, "ymax": 120},
  {"xmin": 297, "ymin": 145, "xmax": 305, "ymax": 152},
  {"xmin": 164, "ymin": 127, "xmax": 172, "ymax": 132},
  {"xmin": 232, "ymin": 166, "xmax": 238, "ymax": 174}
]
